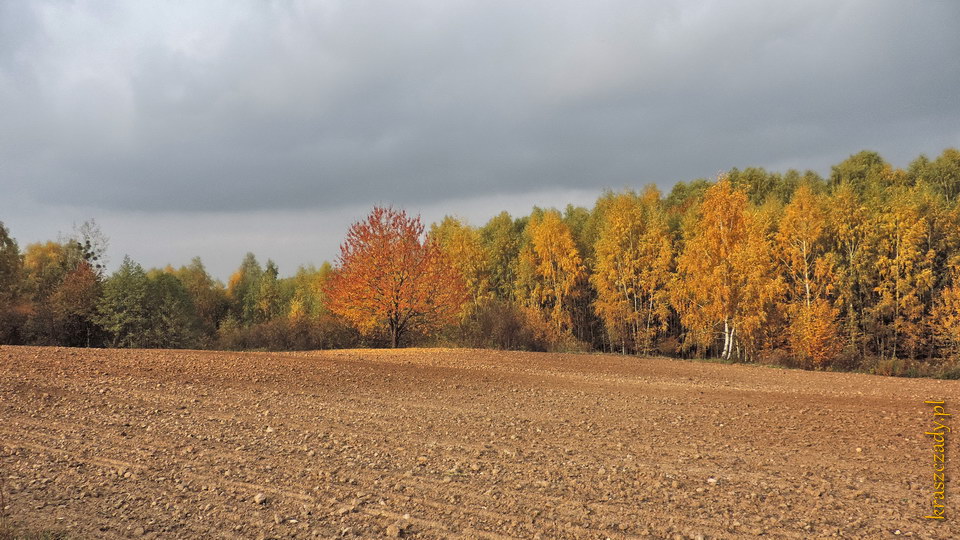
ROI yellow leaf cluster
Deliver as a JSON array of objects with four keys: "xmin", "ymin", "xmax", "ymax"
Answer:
[
  {"xmin": 591, "ymin": 188, "xmax": 672, "ymax": 354},
  {"xmin": 673, "ymin": 178, "xmax": 779, "ymax": 360},
  {"xmin": 516, "ymin": 210, "xmax": 585, "ymax": 336}
]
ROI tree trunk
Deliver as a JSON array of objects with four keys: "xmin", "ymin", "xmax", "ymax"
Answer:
[
  {"xmin": 390, "ymin": 322, "xmax": 399, "ymax": 348},
  {"xmin": 722, "ymin": 319, "xmax": 731, "ymax": 361}
]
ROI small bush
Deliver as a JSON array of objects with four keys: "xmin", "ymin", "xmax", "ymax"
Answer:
[
  {"xmin": 939, "ymin": 362, "xmax": 960, "ymax": 380},
  {"xmin": 864, "ymin": 357, "xmax": 936, "ymax": 378},
  {"xmin": 757, "ymin": 348, "xmax": 795, "ymax": 368},
  {"xmin": 455, "ymin": 300, "xmax": 549, "ymax": 351},
  {"xmin": 216, "ymin": 315, "xmax": 359, "ymax": 351},
  {"xmin": 829, "ymin": 347, "xmax": 862, "ymax": 372},
  {"xmin": 858, "ymin": 356, "xmax": 960, "ymax": 379},
  {"xmin": 0, "ymin": 308, "xmax": 27, "ymax": 345},
  {"xmin": 655, "ymin": 336, "xmax": 681, "ymax": 356},
  {"xmin": 865, "ymin": 356, "xmax": 908, "ymax": 377}
]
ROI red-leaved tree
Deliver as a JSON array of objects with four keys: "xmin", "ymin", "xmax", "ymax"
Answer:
[{"xmin": 327, "ymin": 206, "xmax": 467, "ymax": 347}]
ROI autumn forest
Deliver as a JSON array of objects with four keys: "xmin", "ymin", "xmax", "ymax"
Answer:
[{"xmin": 2, "ymin": 149, "xmax": 960, "ymax": 378}]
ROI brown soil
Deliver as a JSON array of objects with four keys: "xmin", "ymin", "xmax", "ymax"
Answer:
[{"xmin": 1, "ymin": 346, "xmax": 957, "ymax": 539}]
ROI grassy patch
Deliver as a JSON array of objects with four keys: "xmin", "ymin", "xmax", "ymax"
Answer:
[
  {"xmin": 0, "ymin": 523, "xmax": 70, "ymax": 540},
  {"xmin": 0, "ymin": 475, "xmax": 68, "ymax": 540}
]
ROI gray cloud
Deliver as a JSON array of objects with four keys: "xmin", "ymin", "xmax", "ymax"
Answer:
[{"xmin": 1, "ymin": 1, "xmax": 959, "ymax": 274}]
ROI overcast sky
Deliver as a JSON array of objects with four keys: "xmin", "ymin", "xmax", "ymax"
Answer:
[{"xmin": 2, "ymin": 1, "xmax": 959, "ymax": 280}]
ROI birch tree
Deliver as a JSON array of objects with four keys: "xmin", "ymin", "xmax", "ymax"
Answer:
[
  {"xmin": 673, "ymin": 178, "xmax": 779, "ymax": 361},
  {"xmin": 777, "ymin": 184, "xmax": 841, "ymax": 366},
  {"xmin": 515, "ymin": 209, "xmax": 585, "ymax": 337},
  {"xmin": 592, "ymin": 188, "xmax": 672, "ymax": 354}
]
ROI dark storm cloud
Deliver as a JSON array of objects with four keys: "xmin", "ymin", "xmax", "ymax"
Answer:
[{"xmin": 1, "ymin": 0, "xmax": 959, "ymax": 215}]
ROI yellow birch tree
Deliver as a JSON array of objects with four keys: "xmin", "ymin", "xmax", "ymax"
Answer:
[
  {"xmin": 672, "ymin": 178, "xmax": 779, "ymax": 361},
  {"xmin": 777, "ymin": 184, "xmax": 841, "ymax": 367},
  {"xmin": 591, "ymin": 188, "xmax": 673, "ymax": 355},
  {"xmin": 429, "ymin": 216, "xmax": 491, "ymax": 309},
  {"xmin": 515, "ymin": 209, "xmax": 586, "ymax": 337}
]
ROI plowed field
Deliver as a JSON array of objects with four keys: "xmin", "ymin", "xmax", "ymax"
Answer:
[{"xmin": 1, "ymin": 346, "xmax": 956, "ymax": 539}]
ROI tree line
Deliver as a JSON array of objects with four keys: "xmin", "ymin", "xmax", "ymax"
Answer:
[{"xmin": 2, "ymin": 148, "xmax": 960, "ymax": 377}]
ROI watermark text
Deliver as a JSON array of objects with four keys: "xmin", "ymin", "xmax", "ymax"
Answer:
[{"xmin": 924, "ymin": 400, "xmax": 950, "ymax": 520}]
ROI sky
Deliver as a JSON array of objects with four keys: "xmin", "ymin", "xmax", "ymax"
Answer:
[{"xmin": 2, "ymin": 1, "xmax": 959, "ymax": 280}]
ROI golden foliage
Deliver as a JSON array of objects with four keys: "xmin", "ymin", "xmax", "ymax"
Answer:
[
  {"xmin": 516, "ymin": 209, "xmax": 586, "ymax": 336},
  {"xmin": 326, "ymin": 206, "xmax": 468, "ymax": 347},
  {"xmin": 777, "ymin": 184, "xmax": 841, "ymax": 366},
  {"xmin": 429, "ymin": 216, "xmax": 491, "ymax": 308},
  {"xmin": 863, "ymin": 187, "xmax": 938, "ymax": 358},
  {"xmin": 778, "ymin": 184, "xmax": 831, "ymax": 305},
  {"xmin": 932, "ymin": 268, "xmax": 960, "ymax": 360},
  {"xmin": 788, "ymin": 298, "xmax": 842, "ymax": 368},
  {"xmin": 591, "ymin": 188, "xmax": 672, "ymax": 354},
  {"xmin": 673, "ymin": 178, "xmax": 779, "ymax": 360}
]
